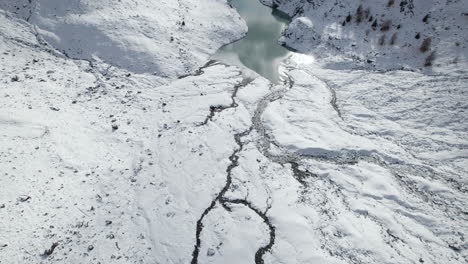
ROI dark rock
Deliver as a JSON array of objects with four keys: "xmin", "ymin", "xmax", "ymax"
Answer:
[
  {"xmin": 346, "ymin": 14, "xmax": 352, "ymax": 22},
  {"xmin": 112, "ymin": 124, "xmax": 119, "ymax": 131},
  {"xmin": 105, "ymin": 220, "xmax": 112, "ymax": 226},
  {"xmin": 87, "ymin": 245, "xmax": 94, "ymax": 251},
  {"xmin": 42, "ymin": 242, "xmax": 59, "ymax": 257},
  {"xmin": 207, "ymin": 248, "xmax": 215, "ymax": 257},
  {"xmin": 11, "ymin": 76, "xmax": 19, "ymax": 82},
  {"xmin": 18, "ymin": 195, "xmax": 31, "ymax": 202},
  {"xmin": 422, "ymin": 14, "xmax": 429, "ymax": 23},
  {"xmin": 448, "ymin": 244, "xmax": 460, "ymax": 252}
]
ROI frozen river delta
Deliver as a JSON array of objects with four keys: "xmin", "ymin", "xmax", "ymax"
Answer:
[{"xmin": 0, "ymin": 0, "xmax": 467, "ymax": 263}]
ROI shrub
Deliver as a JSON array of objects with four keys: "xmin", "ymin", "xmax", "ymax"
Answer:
[
  {"xmin": 419, "ymin": 37, "xmax": 432, "ymax": 53},
  {"xmin": 364, "ymin": 8, "xmax": 371, "ymax": 19},
  {"xmin": 424, "ymin": 51, "xmax": 436, "ymax": 67},
  {"xmin": 390, "ymin": 33, "xmax": 397, "ymax": 45},
  {"xmin": 356, "ymin": 5, "xmax": 363, "ymax": 23},
  {"xmin": 372, "ymin": 19, "xmax": 378, "ymax": 30},
  {"xmin": 380, "ymin": 20, "xmax": 392, "ymax": 31},
  {"xmin": 387, "ymin": 0, "xmax": 395, "ymax": 7},
  {"xmin": 379, "ymin": 34, "xmax": 386, "ymax": 45},
  {"xmin": 400, "ymin": 0, "xmax": 415, "ymax": 15}
]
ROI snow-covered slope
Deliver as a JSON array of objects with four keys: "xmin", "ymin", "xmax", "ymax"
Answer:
[
  {"xmin": 0, "ymin": 10, "xmax": 248, "ymax": 263},
  {"xmin": 0, "ymin": 1, "xmax": 251, "ymax": 263},
  {"xmin": 262, "ymin": 0, "xmax": 468, "ymax": 73},
  {"xmin": 0, "ymin": 0, "xmax": 246, "ymax": 77},
  {"xmin": 260, "ymin": 61, "xmax": 467, "ymax": 263},
  {"xmin": 1, "ymin": 0, "xmax": 467, "ymax": 264}
]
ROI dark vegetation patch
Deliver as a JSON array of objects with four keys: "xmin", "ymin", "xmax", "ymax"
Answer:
[{"xmin": 420, "ymin": 37, "xmax": 432, "ymax": 53}]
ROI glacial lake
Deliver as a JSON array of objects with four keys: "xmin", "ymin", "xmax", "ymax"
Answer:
[{"xmin": 212, "ymin": 0, "xmax": 292, "ymax": 83}]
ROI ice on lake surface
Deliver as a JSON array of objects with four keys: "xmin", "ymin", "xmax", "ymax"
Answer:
[{"xmin": 212, "ymin": 0, "xmax": 291, "ymax": 83}]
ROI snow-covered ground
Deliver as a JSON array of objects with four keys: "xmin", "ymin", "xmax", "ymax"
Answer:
[
  {"xmin": 262, "ymin": 0, "xmax": 468, "ymax": 73},
  {"xmin": 1, "ymin": 0, "xmax": 467, "ymax": 264},
  {"xmin": 0, "ymin": 0, "xmax": 246, "ymax": 77}
]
